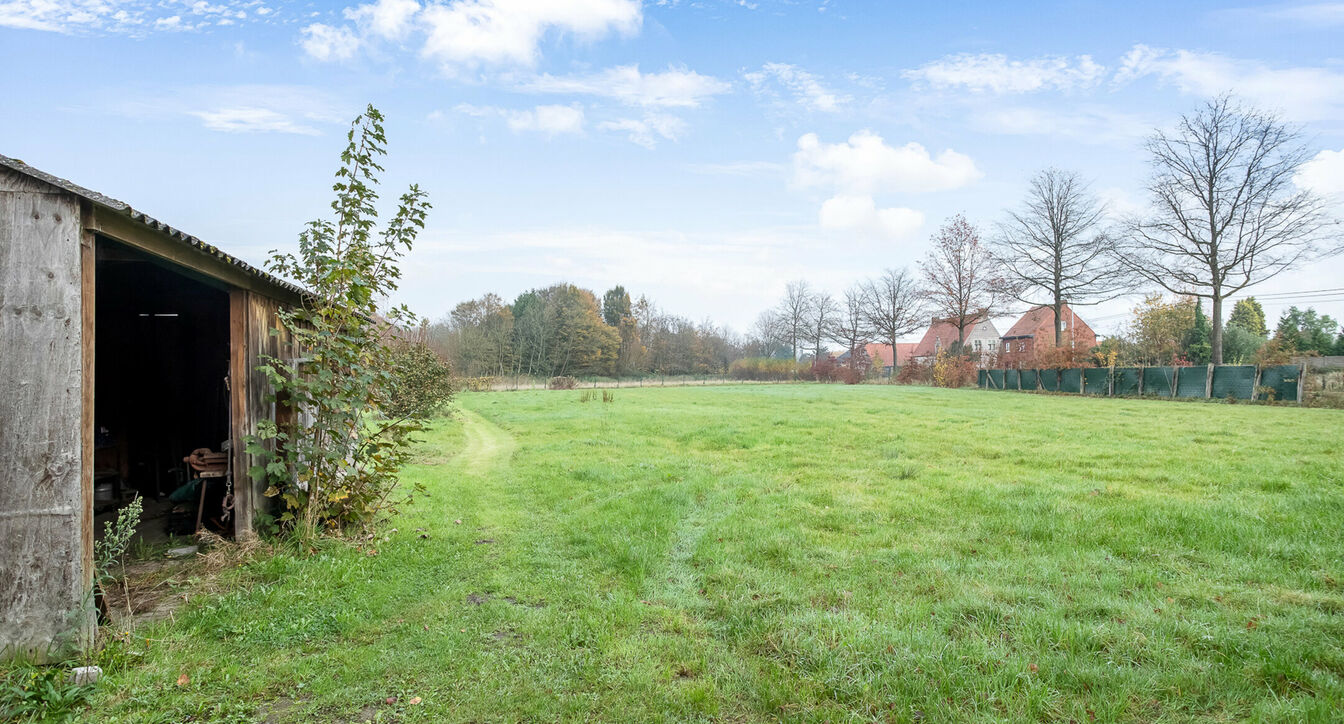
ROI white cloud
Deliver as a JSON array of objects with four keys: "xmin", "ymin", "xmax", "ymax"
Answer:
[
  {"xmin": 420, "ymin": 0, "xmax": 640, "ymax": 68},
  {"xmin": 744, "ymin": 62, "xmax": 849, "ymax": 112},
  {"xmin": 107, "ymin": 84, "xmax": 348, "ymax": 135},
  {"xmin": 0, "ymin": 0, "xmax": 265, "ymax": 34},
  {"xmin": 818, "ymin": 195, "xmax": 924, "ymax": 239},
  {"xmin": 903, "ymin": 53, "xmax": 1106, "ymax": 93},
  {"xmin": 1114, "ymin": 44, "xmax": 1344, "ymax": 121},
  {"xmin": 599, "ymin": 114, "xmax": 685, "ymax": 148},
  {"xmin": 1297, "ymin": 149, "xmax": 1344, "ymax": 199},
  {"xmin": 345, "ymin": 0, "xmax": 420, "ymax": 40},
  {"xmin": 188, "ymin": 108, "xmax": 322, "ymax": 135},
  {"xmin": 453, "ymin": 103, "xmax": 586, "ymax": 136},
  {"xmin": 1097, "ymin": 186, "xmax": 1145, "ymax": 222},
  {"xmin": 300, "ymin": 0, "xmax": 640, "ymax": 67},
  {"xmin": 970, "ymin": 104, "xmax": 1154, "ymax": 143},
  {"xmin": 520, "ymin": 65, "xmax": 730, "ymax": 108},
  {"xmin": 504, "ymin": 105, "xmax": 585, "ymax": 135},
  {"xmin": 300, "ymin": 23, "xmax": 361, "ymax": 61},
  {"xmin": 792, "ymin": 130, "xmax": 981, "ymax": 195}
]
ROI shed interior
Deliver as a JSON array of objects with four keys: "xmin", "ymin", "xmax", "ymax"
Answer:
[{"xmin": 94, "ymin": 237, "xmax": 234, "ymax": 539}]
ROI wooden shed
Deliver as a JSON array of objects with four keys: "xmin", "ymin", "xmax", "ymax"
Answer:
[{"xmin": 0, "ymin": 154, "xmax": 303, "ymax": 658}]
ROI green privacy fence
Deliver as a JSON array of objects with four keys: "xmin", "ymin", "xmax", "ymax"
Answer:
[{"xmin": 978, "ymin": 364, "xmax": 1303, "ymax": 402}]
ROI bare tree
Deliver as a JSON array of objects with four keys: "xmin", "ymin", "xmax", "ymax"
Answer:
[
  {"xmin": 860, "ymin": 268, "xmax": 925, "ymax": 367},
  {"xmin": 807, "ymin": 291, "xmax": 838, "ymax": 362},
  {"xmin": 777, "ymin": 280, "xmax": 813, "ymax": 363},
  {"xmin": 993, "ymin": 168, "xmax": 1129, "ymax": 346},
  {"xmin": 749, "ymin": 309, "xmax": 787, "ymax": 358},
  {"xmin": 920, "ymin": 214, "xmax": 1006, "ymax": 349},
  {"xmin": 1120, "ymin": 95, "xmax": 1335, "ymax": 364},
  {"xmin": 830, "ymin": 286, "xmax": 874, "ymax": 366}
]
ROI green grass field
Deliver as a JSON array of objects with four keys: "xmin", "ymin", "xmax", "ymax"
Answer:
[{"xmin": 84, "ymin": 385, "xmax": 1344, "ymax": 722}]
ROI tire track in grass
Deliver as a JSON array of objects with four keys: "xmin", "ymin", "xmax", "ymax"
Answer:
[{"xmin": 455, "ymin": 408, "xmax": 516, "ymax": 478}]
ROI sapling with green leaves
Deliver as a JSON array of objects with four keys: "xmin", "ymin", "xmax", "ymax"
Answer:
[
  {"xmin": 247, "ymin": 105, "xmax": 448, "ymax": 539},
  {"xmin": 93, "ymin": 495, "xmax": 142, "ymax": 619}
]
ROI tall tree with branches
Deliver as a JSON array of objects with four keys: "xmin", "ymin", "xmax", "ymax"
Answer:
[
  {"xmin": 860, "ymin": 267, "xmax": 925, "ymax": 370},
  {"xmin": 777, "ymin": 280, "xmax": 813, "ymax": 364},
  {"xmin": 920, "ymin": 215, "xmax": 1006, "ymax": 349},
  {"xmin": 993, "ymin": 168, "xmax": 1129, "ymax": 346},
  {"xmin": 831, "ymin": 286, "xmax": 874, "ymax": 365},
  {"xmin": 1119, "ymin": 95, "xmax": 1335, "ymax": 364},
  {"xmin": 807, "ymin": 291, "xmax": 838, "ymax": 362}
]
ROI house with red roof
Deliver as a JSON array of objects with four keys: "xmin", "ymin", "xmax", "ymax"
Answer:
[
  {"xmin": 860, "ymin": 342, "xmax": 917, "ymax": 377},
  {"xmin": 911, "ymin": 315, "xmax": 1001, "ymax": 364},
  {"xmin": 998, "ymin": 304, "xmax": 1097, "ymax": 368}
]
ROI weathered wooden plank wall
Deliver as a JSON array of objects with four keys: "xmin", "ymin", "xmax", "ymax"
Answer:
[
  {"xmin": 0, "ymin": 167, "xmax": 91, "ymax": 656},
  {"xmin": 231, "ymin": 291, "xmax": 296, "ymax": 535}
]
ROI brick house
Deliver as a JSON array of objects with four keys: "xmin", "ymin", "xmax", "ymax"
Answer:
[
  {"xmin": 847, "ymin": 342, "xmax": 916, "ymax": 377},
  {"xmin": 998, "ymin": 304, "xmax": 1097, "ymax": 368},
  {"xmin": 911, "ymin": 315, "xmax": 1001, "ymax": 364}
]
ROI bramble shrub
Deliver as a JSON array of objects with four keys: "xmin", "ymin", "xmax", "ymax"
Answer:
[
  {"xmin": 385, "ymin": 342, "xmax": 455, "ymax": 420},
  {"xmin": 729, "ymin": 357, "xmax": 804, "ymax": 381},
  {"xmin": 1024, "ymin": 344, "xmax": 1093, "ymax": 369},
  {"xmin": 837, "ymin": 366, "xmax": 864, "ymax": 385},
  {"xmin": 808, "ymin": 356, "xmax": 865, "ymax": 384},
  {"xmin": 811, "ymin": 355, "xmax": 838, "ymax": 382},
  {"xmin": 896, "ymin": 358, "xmax": 933, "ymax": 384},
  {"xmin": 459, "ymin": 376, "xmax": 498, "ymax": 392},
  {"xmin": 247, "ymin": 105, "xmax": 437, "ymax": 539},
  {"xmin": 932, "ymin": 352, "xmax": 978, "ymax": 388}
]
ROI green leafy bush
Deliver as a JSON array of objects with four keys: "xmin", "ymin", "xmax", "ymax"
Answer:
[
  {"xmin": 0, "ymin": 662, "xmax": 95, "ymax": 723},
  {"xmin": 247, "ymin": 105, "xmax": 434, "ymax": 538},
  {"xmin": 385, "ymin": 342, "xmax": 455, "ymax": 420}
]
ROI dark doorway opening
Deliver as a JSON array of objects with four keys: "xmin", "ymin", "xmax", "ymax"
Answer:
[{"xmin": 93, "ymin": 236, "xmax": 233, "ymax": 543}]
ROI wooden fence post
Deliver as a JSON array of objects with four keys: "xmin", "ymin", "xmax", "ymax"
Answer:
[
  {"xmin": 1297, "ymin": 365, "xmax": 1305, "ymax": 404},
  {"xmin": 1205, "ymin": 363, "xmax": 1214, "ymax": 399},
  {"xmin": 1172, "ymin": 366, "xmax": 1180, "ymax": 397},
  {"xmin": 1137, "ymin": 366, "xmax": 1144, "ymax": 396}
]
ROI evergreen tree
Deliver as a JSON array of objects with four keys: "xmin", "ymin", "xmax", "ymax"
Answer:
[
  {"xmin": 1274, "ymin": 307, "xmax": 1340, "ymax": 354},
  {"xmin": 602, "ymin": 286, "xmax": 631, "ymax": 327},
  {"xmin": 1226, "ymin": 297, "xmax": 1268, "ymax": 337},
  {"xmin": 1184, "ymin": 301, "xmax": 1212, "ymax": 364}
]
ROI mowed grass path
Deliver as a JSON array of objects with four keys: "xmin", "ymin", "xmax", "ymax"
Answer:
[{"xmin": 91, "ymin": 386, "xmax": 1344, "ymax": 722}]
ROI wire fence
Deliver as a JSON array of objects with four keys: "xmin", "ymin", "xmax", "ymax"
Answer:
[{"xmin": 483, "ymin": 375, "xmax": 787, "ymax": 391}]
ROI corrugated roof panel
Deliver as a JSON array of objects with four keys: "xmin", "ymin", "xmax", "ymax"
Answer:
[{"xmin": 0, "ymin": 154, "xmax": 308, "ymax": 298}]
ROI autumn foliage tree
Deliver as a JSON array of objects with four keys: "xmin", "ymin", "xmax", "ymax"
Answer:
[{"xmin": 511, "ymin": 284, "xmax": 619, "ymax": 377}]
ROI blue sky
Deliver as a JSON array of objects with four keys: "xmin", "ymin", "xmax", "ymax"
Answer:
[{"xmin": 3, "ymin": 0, "xmax": 1343, "ymax": 338}]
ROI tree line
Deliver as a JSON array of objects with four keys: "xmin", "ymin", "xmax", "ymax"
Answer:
[
  {"xmin": 1098, "ymin": 296, "xmax": 1344, "ymax": 368},
  {"xmin": 752, "ymin": 94, "xmax": 1341, "ymax": 369},
  {"xmin": 427, "ymin": 284, "xmax": 753, "ymax": 378}
]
